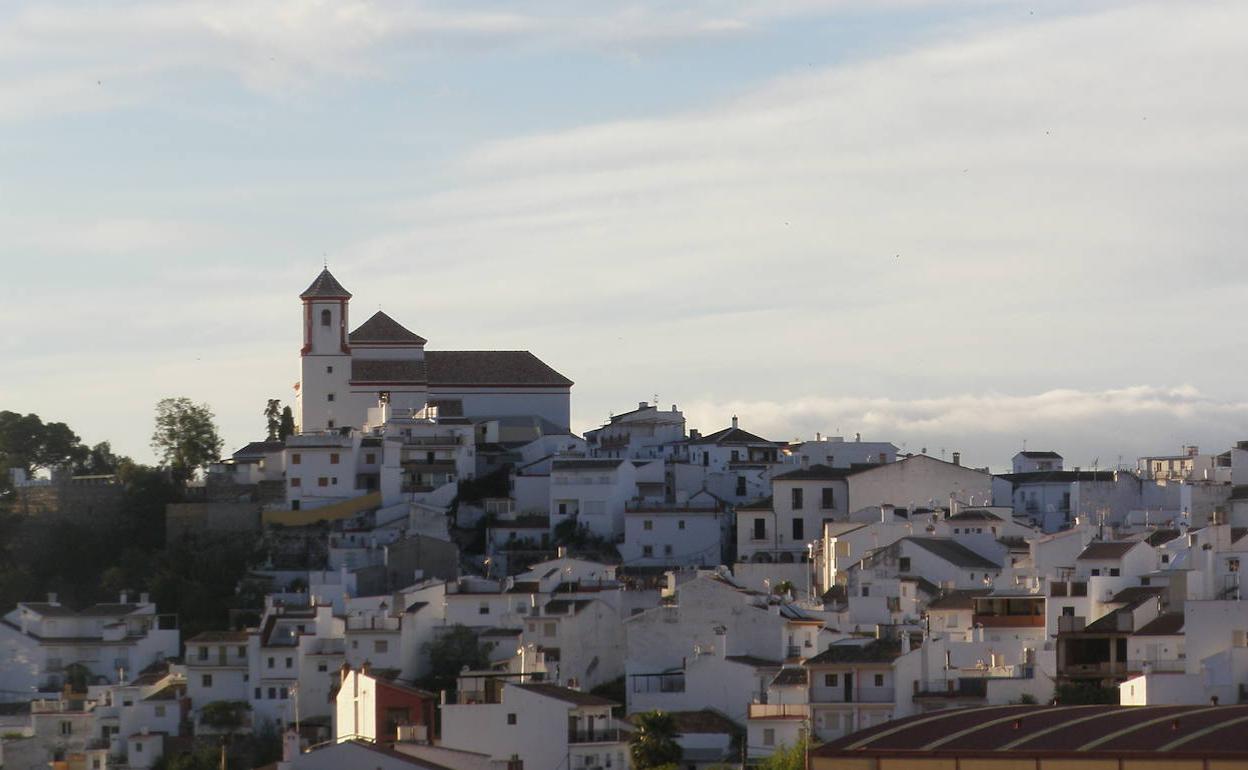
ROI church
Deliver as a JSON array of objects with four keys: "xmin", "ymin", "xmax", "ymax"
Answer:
[{"xmin": 294, "ymin": 268, "xmax": 573, "ymax": 433}]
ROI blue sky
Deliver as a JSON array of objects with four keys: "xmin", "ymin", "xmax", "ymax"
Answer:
[{"xmin": 3, "ymin": 0, "xmax": 1247, "ymax": 470}]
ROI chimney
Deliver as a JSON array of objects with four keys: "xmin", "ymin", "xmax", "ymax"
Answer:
[
  {"xmin": 120, "ymin": 591, "xmax": 129, "ymax": 604},
  {"xmin": 689, "ymin": 429, "xmax": 700, "ymax": 440},
  {"xmin": 731, "ymin": 415, "xmax": 739, "ymax": 429},
  {"xmin": 952, "ymin": 452, "xmax": 961, "ymax": 466},
  {"xmin": 855, "ymin": 432, "xmax": 861, "ymax": 442},
  {"xmin": 557, "ymin": 546, "xmax": 567, "ymax": 559},
  {"xmin": 901, "ymin": 633, "xmax": 911, "ymax": 654},
  {"xmin": 139, "ymin": 592, "xmax": 150, "ymax": 605},
  {"xmin": 47, "ymin": 592, "xmax": 58, "ymax": 605},
  {"xmin": 639, "ymin": 401, "xmax": 647, "ymax": 411},
  {"xmin": 881, "ymin": 505, "xmax": 895, "ymax": 524},
  {"xmin": 801, "ymin": 455, "xmax": 810, "ymax": 470},
  {"xmin": 507, "ymin": 756, "xmax": 524, "ymax": 770},
  {"xmin": 340, "ymin": 662, "xmax": 351, "ymax": 683},
  {"xmin": 816, "ymin": 432, "xmax": 822, "ymax": 442},
  {"xmin": 361, "ymin": 660, "xmax": 372, "ymax": 677}
]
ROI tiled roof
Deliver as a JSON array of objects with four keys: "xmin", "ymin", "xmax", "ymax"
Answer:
[
  {"xmin": 1145, "ymin": 529, "xmax": 1183, "ymax": 547},
  {"xmin": 902, "ymin": 538, "xmax": 1000, "ymax": 570},
  {"xmin": 688, "ymin": 426, "xmax": 778, "ymax": 446},
  {"xmin": 773, "ymin": 464, "xmax": 855, "ymax": 481},
  {"xmin": 513, "ymin": 683, "xmax": 617, "ymax": 707},
  {"xmin": 550, "ymin": 459, "xmax": 622, "ymax": 471},
  {"xmin": 1077, "ymin": 541, "xmax": 1139, "ymax": 560},
  {"xmin": 1001, "ymin": 470, "xmax": 1117, "ymax": 484},
  {"xmin": 771, "ymin": 667, "xmax": 808, "ymax": 686},
  {"xmin": 188, "ymin": 630, "xmax": 251, "ymax": 643},
  {"xmin": 1018, "ymin": 451, "xmax": 1063, "ymax": 459},
  {"xmin": 813, "ymin": 704, "xmax": 1248, "ymax": 758},
  {"xmin": 925, "ymin": 589, "xmax": 992, "ymax": 611},
  {"xmin": 736, "ymin": 496, "xmax": 773, "ymax": 511},
  {"xmin": 425, "ymin": 351, "xmax": 572, "ymax": 387},
  {"xmin": 233, "ymin": 441, "xmax": 285, "ymax": 459},
  {"xmin": 349, "ymin": 311, "xmax": 427, "ymax": 345},
  {"xmin": 948, "ymin": 509, "xmax": 1004, "ymax": 522},
  {"xmin": 1134, "ymin": 612, "xmax": 1185, "ymax": 636},
  {"xmin": 351, "ymin": 359, "xmax": 427, "ymax": 384},
  {"xmin": 300, "ymin": 268, "xmax": 352, "ymax": 299},
  {"xmin": 806, "ymin": 639, "xmax": 902, "ymax": 665}
]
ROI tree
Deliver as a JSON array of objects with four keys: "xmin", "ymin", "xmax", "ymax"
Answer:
[
  {"xmin": 420, "ymin": 625, "xmax": 491, "ymax": 695},
  {"xmin": 629, "ymin": 710, "xmax": 682, "ymax": 769},
  {"xmin": 151, "ymin": 398, "xmax": 223, "ymax": 484},
  {"xmin": 757, "ymin": 737, "xmax": 807, "ymax": 770},
  {"xmin": 264, "ymin": 399, "xmax": 282, "ymax": 441},
  {"xmin": 279, "ymin": 406, "xmax": 296, "ymax": 442},
  {"xmin": 74, "ymin": 441, "xmax": 128, "ymax": 476},
  {"xmin": 0, "ymin": 411, "xmax": 89, "ymax": 482}
]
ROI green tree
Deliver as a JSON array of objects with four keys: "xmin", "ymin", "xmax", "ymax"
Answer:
[
  {"xmin": 0, "ymin": 411, "xmax": 89, "ymax": 484},
  {"xmin": 420, "ymin": 625, "xmax": 491, "ymax": 695},
  {"xmin": 74, "ymin": 441, "xmax": 128, "ymax": 476},
  {"xmin": 279, "ymin": 406, "xmax": 296, "ymax": 442},
  {"xmin": 151, "ymin": 398, "xmax": 223, "ymax": 484},
  {"xmin": 264, "ymin": 399, "xmax": 282, "ymax": 441},
  {"xmin": 629, "ymin": 710, "xmax": 682, "ymax": 769}
]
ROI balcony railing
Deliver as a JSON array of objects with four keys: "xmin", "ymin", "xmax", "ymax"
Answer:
[
  {"xmin": 568, "ymin": 729, "xmax": 621, "ymax": 744},
  {"xmin": 346, "ymin": 615, "xmax": 401, "ymax": 631},
  {"xmin": 913, "ymin": 678, "xmax": 988, "ymax": 699},
  {"xmin": 1127, "ymin": 658, "xmax": 1186, "ymax": 673},
  {"xmin": 973, "ymin": 615, "xmax": 1045, "ymax": 628},
  {"xmin": 749, "ymin": 703, "xmax": 809, "ymax": 719},
  {"xmin": 629, "ymin": 673, "xmax": 685, "ymax": 694}
]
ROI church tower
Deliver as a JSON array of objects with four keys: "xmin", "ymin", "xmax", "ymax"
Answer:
[{"xmin": 296, "ymin": 268, "xmax": 352, "ymax": 433}]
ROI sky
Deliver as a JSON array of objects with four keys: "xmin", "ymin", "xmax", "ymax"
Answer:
[{"xmin": 2, "ymin": 0, "xmax": 1247, "ymax": 472}]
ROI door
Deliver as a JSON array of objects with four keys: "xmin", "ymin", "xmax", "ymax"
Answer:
[{"xmin": 843, "ymin": 672, "xmax": 853, "ymax": 702}]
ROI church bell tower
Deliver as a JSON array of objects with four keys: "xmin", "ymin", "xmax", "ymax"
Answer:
[{"xmin": 296, "ymin": 268, "xmax": 352, "ymax": 433}]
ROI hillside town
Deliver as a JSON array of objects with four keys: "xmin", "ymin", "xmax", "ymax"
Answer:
[{"xmin": 5, "ymin": 268, "xmax": 1248, "ymax": 770}]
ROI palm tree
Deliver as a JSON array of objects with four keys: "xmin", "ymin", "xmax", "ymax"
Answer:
[{"xmin": 629, "ymin": 710, "xmax": 682, "ymax": 769}]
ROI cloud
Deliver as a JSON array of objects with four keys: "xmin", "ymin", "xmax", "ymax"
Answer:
[{"xmin": 676, "ymin": 386, "xmax": 1248, "ymax": 471}]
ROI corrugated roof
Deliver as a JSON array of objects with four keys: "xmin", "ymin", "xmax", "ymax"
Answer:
[
  {"xmin": 814, "ymin": 704, "xmax": 1248, "ymax": 758},
  {"xmin": 349, "ymin": 311, "xmax": 427, "ymax": 345},
  {"xmin": 300, "ymin": 268, "xmax": 352, "ymax": 299}
]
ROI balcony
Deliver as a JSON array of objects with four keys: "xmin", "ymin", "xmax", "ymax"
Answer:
[
  {"xmin": 1057, "ymin": 616, "xmax": 1087, "ymax": 633},
  {"xmin": 913, "ymin": 678, "xmax": 988, "ymax": 699},
  {"xmin": 973, "ymin": 614, "xmax": 1045, "ymax": 628},
  {"xmin": 749, "ymin": 703, "xmax": 809, "ymax": 720},
  {"xmin": 568, "ymin": 729, "xmax": 622, "ymax": 744},
  {"xmin": 629, "ymin": 673, "xmax": 685, "ymax": 694},
  {"xmin": 346, "ymin": 615, "xmax": 401, "ymax": 632},
  {"xmin": 1064, "ymin": 661, "xmax": 1126, "ymax": 677},
  {"xmin": 1127, "ymin": 658, "xmax": 1186, "ymax": 673},
  {"xmin": 404, "ymin": 435, "xmax": 463, "ymax": 447}
]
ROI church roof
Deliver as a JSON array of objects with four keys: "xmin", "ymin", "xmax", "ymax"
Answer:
[
  {"xmin": 300, "ymin": 269, "xmax": 352, "ymax": 300},
  {"xmin": 425, "ymin": 351, "xmax": 573, "ymax": 387},
  {"xmin": 349, "ymin": 311, "xmax": 427, "ymax": 345},
  {"xmin": 351, "ymin": 359, "xmax": 427, "ymax": 384}
]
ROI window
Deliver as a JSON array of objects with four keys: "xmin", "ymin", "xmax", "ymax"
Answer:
[
  {"xmin": 280, "ymin": 687, "xmax": 289, "ymax": 700},
  {"xmin": 318, "ymin": 477, "xmax": 328, "ymax": 487},
  {"xmin": 255, "ymin": 687, "xmax": 262, "ymax": 699},
  {"xmin": 821, "ymin": 487, "xmax": 835, "ymax": 509},
  {"xmin": 1162, "ymin": 554, "xmax": 1171, "ymax": 564},
  {"xmin": 763, "ymin": 728, "xmax": 775, "ymax": 746},
  {"xmin": 642, "ymin": 545, "xmax": 653, "ymax": 557},
  {"xmin": 862, "ymin": 585, "xmax": 870, "ymax": 597},
  {"xmin": 135, "ymin": 741, "xmax": 143, "ymax": 752},
  {"xmin": 327, "ymin": 393, "xmax": 335, "ymax": 402},
  {"xmin": 825, "ymin": 673, "xmax": 838, "ymax": 687},
  {"xmin": 874, "ymin": 674, "xmax": 884, "ymax": 687},
  {"xmin": 285, "ymin": 657, "xmax": 293, "ymax": 668},
  {"xmin": 237, "ymin": 646, "xmax": 246, "ymax": 657},
  {"xmin": 365, "ymin": 453, "xmax": 375, "ymax": 464},
  {"xmin": 643, "ymin": 520, "xmax": 653, "ymax": 531},
  {"xmin": 268, "ymin": 687, "xmax": 277, "ymax": 700},
  {"xmin": 60, "ymin": 720, "xmax": 72, "ymax": 735},
  {"xmin": 479, "ymin": 602, "xmax": 490, "ymax": 615},
  {"xmin": 507, "ymin": 713, "xmax": 517, "ymax": 725},
  {"xmin": 317, "ymin": 662, "xmax": 328, "ymax": 672},
  {"xmin": 899, "ymin": 557, "xmax": 911, "ymax": 572},
  {"xmin": 290, "ymin": 477, "xmax": 301, "ymax": 488},
  {"xmin": 267, "ymin": 657, "xmax": 275, "ymax": 669},
  {"xmin": 544, "ymin": 622, "xmax": 556, "ymax": 637},
  {"xmin": 201, "ymin": 674, "xmax": 213, "ymax": 688},
  {"xmin": 330, "ymin": 453, "xmax": 339, "ymax": 464},
  {"xmin": 374, "ymin": 640, "xmax": 388, "ymax": 654},
  {"xmin": 328, "ymin": 419, "xmax": 335, "ymax": 428},
  {"xmin": 1062, "ymin": 606, "xmax": 1075, "ymax": 617},
  {"xmin": 736, "ymin": 476, "xmax": 747, "ymax": 496},
  {"xmin": 321, "ymin": 309, "xmax": 331, "ymax": 326},
  {"xmin": 731, "ymin": 450, "xmax": 740, "ymax": 461},
  {"xmin": 155, "ymin": 705, "xmax": 166, "ymax": 718},
  {"xmin": 792, "ymin": 518, "xmax": 804, "ymax": 540},
  {"xmin": 1231, "ymin": 559, "xmax": 1241, "ymax": 573},
  {"xmin": 1109, "ymin": 568, "xmax": 1120, "ymax": 577},
  {"xmin": 664, "ymin": 545, "xmax": 673, "ymax": 555},
  {"xmin": 197, "ymin": 646, "xmax": 208, "ymax": 660},
  {"xmin": 326, "ymin": 365, "xmax": 333, "ymax": 373},
  {"xmin": 753, "ymin": 518, "xmax": 766, "ymax": 540},
  {"xmin": 291, "ymin": 453, "xmax": 301, "ymax": 465},
  {"xmin": 792, "ymin": 488, "xmax": 804, "ymax": 510},
  {"xmin": 331, "ymin": 477, "xmax": 338, "ymax": 484},
  {"xmin": 1090, "ymin": 568, "xmax": 1101, "ymax": 577},
  {"xmin": 678, "ymin": 520, "xmax": 685, "ymax": 530}
]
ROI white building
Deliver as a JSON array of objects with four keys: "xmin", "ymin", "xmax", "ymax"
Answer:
[
  {"xmin": 619, "ymin": 490, "xmax": 729, "ymax": 568},
  {"xmin": 549, "ymin": 458, "xmax": 639, "ymax": 540},
  {"xmin": 737, "ymin": 464, "xmax": 850, "ymax": 564},
  {"xmin": 441, "ymin": 682, "xmax": 627, "ymax": 770},
  {"xmin": 585, "ymin": 402, "xmax": 686, "ymax": 460},
  {"xmin": 0, "ymin": 595, "xmax": 179, "ymax": 698}
]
